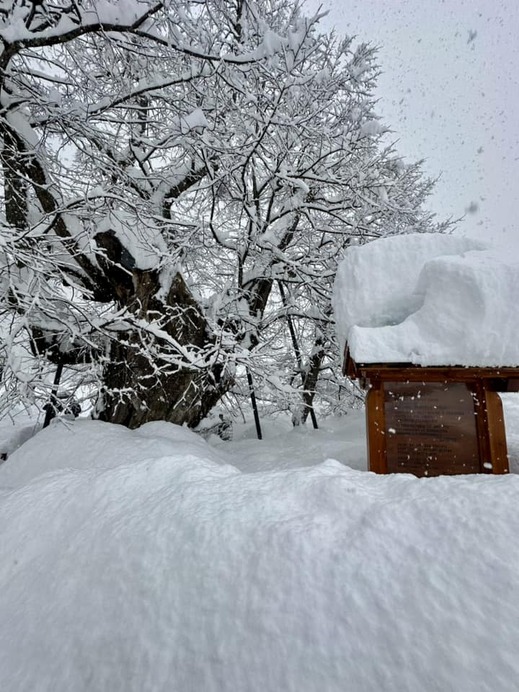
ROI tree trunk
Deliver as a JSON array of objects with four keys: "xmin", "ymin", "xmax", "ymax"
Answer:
[
  {"xmin": 298, "ymin": 336, "xmax": 325, "ymax": 426},
  {"xmin": 95, "ymin": 261, "xmax": 232, "ymax": 429},
  {"xmin": 98, "ymin": 341, "xmax": 229, "ymax": 428}
]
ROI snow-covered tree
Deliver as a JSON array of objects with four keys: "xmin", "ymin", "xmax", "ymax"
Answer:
[{"xmin": 0, "ymin": 0, "xmax": 445, "ymax": 428}]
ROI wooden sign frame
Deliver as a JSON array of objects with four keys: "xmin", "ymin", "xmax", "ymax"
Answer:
[{"xmin": 344, "ymin": 349, "xmax": 517, "ymax": 477}]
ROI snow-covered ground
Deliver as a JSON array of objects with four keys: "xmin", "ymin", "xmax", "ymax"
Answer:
[{"xmin": 1, "ymin": 396, "xmax": 519, "ymax": 692}]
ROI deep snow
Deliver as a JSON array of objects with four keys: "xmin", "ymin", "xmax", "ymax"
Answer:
[
  {"xmin": 333, "ymin": 234, "xmax": 519, "ymax": 366},
  {"xmin": 0, "ymin": 396, "xmax": 518, "ymax": 692}
]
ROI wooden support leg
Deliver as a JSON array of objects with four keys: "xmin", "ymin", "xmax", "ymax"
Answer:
[
  {"xmin": 484, "ymin": 390, "xmax": 509, "ymax": 474},
  {"xmin": 366, "ymin": 386, "xmax": 387, "ymax": 474}
]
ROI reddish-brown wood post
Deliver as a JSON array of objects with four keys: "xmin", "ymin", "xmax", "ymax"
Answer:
[
  {"xmin": 365, "ymin": 384, "xmax": 387, "ymax": 473},
  {"xmin": 484, "ymin": 389, "xmax": 509, "ymax": 474},
  {"xmin": 472, "ymin": 380, "xmax": 492, "ymax": 473},
  {"xmin": 472, "ymin": 381, "xmax": 509, "ymax": 474}
]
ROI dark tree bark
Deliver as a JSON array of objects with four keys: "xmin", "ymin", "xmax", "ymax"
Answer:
[
  {"xmin": 3, "ymin": 127, "xmax": 29, "ymax": 233},
  {"xmin": 277, "ymin": 282, "xmax": 318, "ymax": 428},
  {"xmin": 99, "ymin": 330, "xmax": 231, "ymax": 429},
  {"xmin": 94, "ymin": 232, "xmax": 232, "ymax": 428},
  {"xmin": 298, "ymin": 337, "xmax": 325, "ymax": 425}
]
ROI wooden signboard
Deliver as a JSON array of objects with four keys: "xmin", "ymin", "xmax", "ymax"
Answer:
[
  {"xmin": 345, "ymin": 351, "xmax": 515, "ymax": 477},
  {"xmin": 384, "ymin": 381, "xmax": 480, "ymax": 476}
]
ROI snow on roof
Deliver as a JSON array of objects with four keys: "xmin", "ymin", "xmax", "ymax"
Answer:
[{"xmin": 333, "ymin": 233, "xmax": 519, "ymax": 367}]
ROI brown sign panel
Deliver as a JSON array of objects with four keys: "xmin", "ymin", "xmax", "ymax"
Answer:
[
  {"xmin": 383, "ymin": 382, "xmax": 480, "ymax": 476},
  {"xmin": 349, "ymin": 347, "xmax": 512, "ymax": 476}
]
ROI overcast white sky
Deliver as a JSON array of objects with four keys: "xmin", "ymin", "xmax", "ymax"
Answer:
[{"xmin": 304, "ymin": 0, "xmax": 519, "ymax": 248}]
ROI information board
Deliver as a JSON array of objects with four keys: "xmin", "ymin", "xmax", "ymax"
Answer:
[{"xmin": 383, "ymin": 381, "xmax": 480, "ymax": 476}]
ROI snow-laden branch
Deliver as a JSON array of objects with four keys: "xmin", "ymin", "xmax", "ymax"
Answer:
[{"xmin": 1, "ymin": 2, "xmax": 163, "ymax": 50}]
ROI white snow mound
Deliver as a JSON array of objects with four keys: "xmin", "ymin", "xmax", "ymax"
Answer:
[
  {"xmin": 333, "ymin": 233, "xmax": 519, "ymax": 366},
  {"xmin": 0, "ymin": 418, "xmax": 227, "ymax": 489},
  {"xmin": 1, "ymin": 420, "xmax": 519, "ymax": 691}
]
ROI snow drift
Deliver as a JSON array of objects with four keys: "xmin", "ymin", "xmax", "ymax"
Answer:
[{"xmin": 1, "ymin": 419, "xmax": 519, "ymax": 691}]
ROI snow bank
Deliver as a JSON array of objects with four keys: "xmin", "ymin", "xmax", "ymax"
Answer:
[
  {"xmin": 0, "ymin": 415, "xmax": 40, "ymax": 460},
  {"xmin": 0, "ymin": 418, "xmax": 227, "ymax": 489},
  {"xmin": 333, "ymin": 233, "xmax": 519, "ymax": 366},
  {"xmin": 1, "ymin": 420, "xmax": 519, "ymax": 691},
  {"xmin": 225, "ymin": 412, "xmax": 367, "ymax": 473}
]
